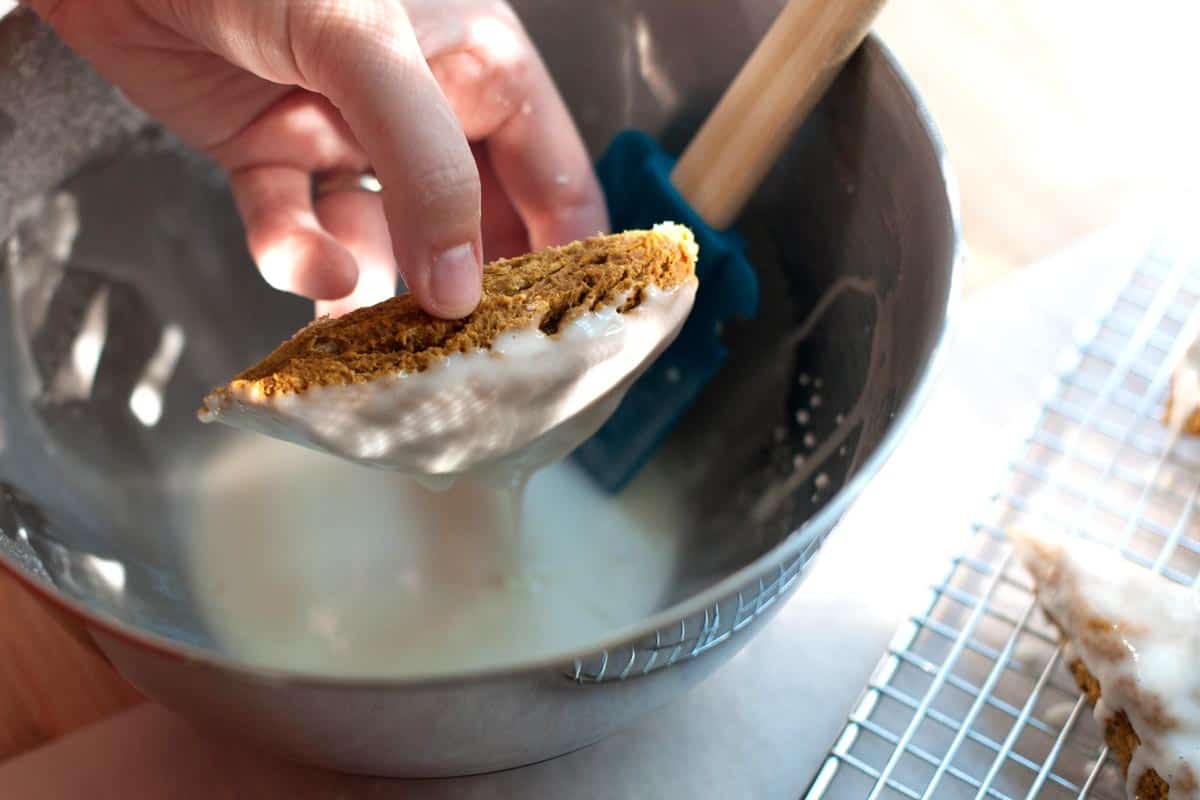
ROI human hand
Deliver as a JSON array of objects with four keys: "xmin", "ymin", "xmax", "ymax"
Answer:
[{"xmin": 27, "ymin": 0, "xmax": 608, "ymax": 318}]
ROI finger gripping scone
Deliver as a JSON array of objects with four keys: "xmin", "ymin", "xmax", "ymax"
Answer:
[
  {"xmin": 199, "ymin": 223, "xmax": 699, "ymax": 479},
  {"xmin": 1011, "ymin": 530, "xmax": 1200, "ymax": 800}
]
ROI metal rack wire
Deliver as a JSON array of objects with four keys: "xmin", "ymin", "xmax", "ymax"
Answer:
[
  {"xmin": 570, "ymin": 542, "xmax": 818, "ymax": 683},
  {"xmin": 805, "ymin": 242, "xmax": 1200, "ymax": 799}
]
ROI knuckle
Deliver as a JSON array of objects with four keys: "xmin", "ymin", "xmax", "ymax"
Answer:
[
  {"xmin": 289, "ymin": 5, "xmax": 348, "ymax": 84},
  {"xmin": 460, "ymin": 8, "xmax": 532, "ymax": 93},
  {"xmin": 420, "ymin": 2, "xmax": 536, "ymax": 126},
  {"xmin": 552, "ymin": 181, "xmax": 600, "ymax": 215},
  {"xmin": 537, "ymin": 188, "xmax": 599, "ymax": 229},
  {"xmin": 291, "ymin": 0, "xmax": 399, "ymax": 86},
  {"xmin": 526, "ymin": 171, "xmax": 605, "ymax": 232},
  {"xmin": 412, "ymin": 159, "xmax": 481, "ymax": 215}
]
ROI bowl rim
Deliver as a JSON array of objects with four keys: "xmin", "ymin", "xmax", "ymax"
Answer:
[{"xmin": 0, "ymin": 33, "xmax": 965, "ymax": 689}]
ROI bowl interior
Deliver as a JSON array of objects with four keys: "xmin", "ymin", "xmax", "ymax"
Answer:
[{"xmin": 0, "ymin": 4, "xmax": 954, "ymax": 677}]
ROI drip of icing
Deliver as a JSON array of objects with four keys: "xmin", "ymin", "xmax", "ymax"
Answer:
[{"xmin": 1012, "ymin": 530, "xmax": 1200, "ymax": 799}]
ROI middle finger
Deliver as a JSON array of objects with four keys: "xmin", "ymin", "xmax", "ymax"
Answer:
[{"xmin": 314, "ymin": 189, "xmax": 397, "ymax": 318}]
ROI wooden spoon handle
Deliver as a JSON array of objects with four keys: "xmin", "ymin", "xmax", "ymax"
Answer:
[{"xmin": 671, "ymin": 0, "xmax": 887, "ymax": 229}]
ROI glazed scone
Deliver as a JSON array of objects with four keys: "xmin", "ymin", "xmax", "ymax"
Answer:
[
  {"xmin": 200, "ymin": 223, "xmax": 699, "ymax": 479},
  {"xmin": 1165, "ymin": 337, "xmax": 1200, "ymax": 434},
  {"xmin": 1010, "ymin": 529, "xmax": 1200, "ymax": 800}
]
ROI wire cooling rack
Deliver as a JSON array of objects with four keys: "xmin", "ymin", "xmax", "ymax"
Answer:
[{"xmin": 804, "ymin": 241, "xmax": 1200, "ymax": 799}]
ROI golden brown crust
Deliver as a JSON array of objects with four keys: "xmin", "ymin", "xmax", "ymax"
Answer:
[
  {"xmin": 1068, "ymin": 659, "xmax": 1170, "ymax": 799},
  {"xmin": 208, "ymin": 226, "xmax": 697, "ymax": 401}
]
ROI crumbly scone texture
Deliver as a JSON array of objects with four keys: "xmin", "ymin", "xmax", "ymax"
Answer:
[
  {"xmin": 1013, "ymin": 529, "xmax": 1195, "ymax": 799},
  {"xmin": 1164, "ymin": 373, "xmax": 1200, "ymax": 435},
  {"xmin": 208, "ymin": 224, "xmax": 697, "ymax": 401},
  {"xmin": 1068, "ymin": 659, "xmax": 1170, "ymax": 800}
]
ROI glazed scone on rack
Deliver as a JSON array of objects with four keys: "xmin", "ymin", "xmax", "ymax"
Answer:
[
  {"xmin": 1010, "ymin": 529, "xmax": 1200, "ymax": 800},
  {"xmin": 1165, "ymin": 337, "xmax": 1200, "ymax": 434},
  {"xmin": 199, "ymin": 223, "xmax": 699, "ymax": 480}
]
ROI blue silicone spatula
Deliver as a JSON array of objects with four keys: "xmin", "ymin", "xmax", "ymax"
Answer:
[{"xmin": 574, "ymin": 0, "xmax": 886, "ymax": 492}]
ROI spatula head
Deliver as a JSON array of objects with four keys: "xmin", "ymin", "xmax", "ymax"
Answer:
[{"xmin": 573, "ymin": 130, "xmax": 760, "ymax": 492}]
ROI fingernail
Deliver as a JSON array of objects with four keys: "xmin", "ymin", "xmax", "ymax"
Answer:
[{"xmin": 429, "ymin": 243, "xmax": 481, "ymax": 317}]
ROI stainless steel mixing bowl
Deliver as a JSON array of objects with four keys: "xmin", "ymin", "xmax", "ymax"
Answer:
[{"xmin": 0, "ymin": 2, "xmax": 959, "ymax": 777}]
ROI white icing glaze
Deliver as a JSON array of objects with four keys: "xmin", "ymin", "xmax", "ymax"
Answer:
[
  {"xmin": 184, "ymin": 434, "xmax": 687, "ymax": 677},
  {"xmin": 200, "ymin": 277, "xmax": 696, "ymax": 486},
  {"xmin": 1012, "ymin": 530, "xmax": 1200, "ymax": 798}
]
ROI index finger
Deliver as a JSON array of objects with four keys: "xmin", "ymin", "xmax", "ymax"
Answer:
[{"xmin": 286, "ymin": 2, "xmax": 486, "ymax": 318}]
